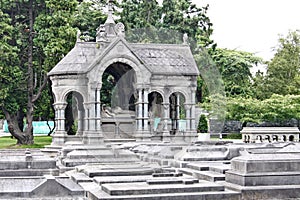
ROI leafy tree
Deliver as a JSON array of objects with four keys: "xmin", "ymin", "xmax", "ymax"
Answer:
[
  {"xmin": 0, "ymin": 0, "xmax": 77, "ymax": 145},
  {"xmin": 225, "ymin": 95, "xmax": 300, "ymax": 124},
  {"xmin": 262, "ymin": 30, "xmax": 300, "ymax": 98},
  {"xmin": 210, "ymin": 48, "xmax": 263, "ymax": 97},
  {"xmin": 73, "ymin": 0, "xmax": 107, "ymax": 40},
  {"xmin": 121, "ymin": 0, "xmax": 214, "ymax": 48},
  {"xmin": 121, "ymin": 0, "xmax": 161, "ymax": 29}
]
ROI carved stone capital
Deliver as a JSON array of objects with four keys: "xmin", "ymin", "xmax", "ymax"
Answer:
[{"xmin": 53, "ymin": 102, "xmax": 67, "ymax": 110}]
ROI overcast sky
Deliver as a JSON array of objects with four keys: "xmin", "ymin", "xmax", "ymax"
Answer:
[{"xmin": 194, "ymin": 0, "xmax": 300, "ymax": 62}]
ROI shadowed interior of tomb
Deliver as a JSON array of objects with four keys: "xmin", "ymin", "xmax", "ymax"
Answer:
[
  {"xmin": 101, "ymin": 62, "xmax": 137, "ymax": 139},
  {"xmin": 65, "ymin": 92, "xmax": 84, "ymax": 136},
  {"xmin": 101, "ymin": 62, "xmax": 136, "ymax": 111}
]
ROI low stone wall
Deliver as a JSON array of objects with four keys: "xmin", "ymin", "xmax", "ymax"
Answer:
[
  {"xmin": 246, "ymin": 119, "xmax": 299, "ymax": 127},
  {"xmin": 216, "ymin": 119, "xmax": 300, "ymax": 134}
]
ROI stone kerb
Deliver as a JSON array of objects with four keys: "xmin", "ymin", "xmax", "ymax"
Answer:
[{"xmin": 226, "ymin": 153, "xmax": 300, "ymax": 186}]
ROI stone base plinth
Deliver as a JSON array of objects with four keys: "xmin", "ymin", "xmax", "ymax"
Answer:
[{"xmin": 225, "ymin": 153, "xmax": 300, "ymax": 198}]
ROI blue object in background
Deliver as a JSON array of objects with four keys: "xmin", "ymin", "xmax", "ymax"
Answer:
[
  {"xmin": 178, "ymin": 120, "xmax": 187, "ymax": 132},
  {"xmin": 3, "ymin": 121, "xmax": 54, "ymax": 134}
]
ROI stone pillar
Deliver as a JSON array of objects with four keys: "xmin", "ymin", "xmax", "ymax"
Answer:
[
  {"xmin": 54, "ymin": 103, "xmax": 67, "ymax": 132},
  {"xmin": 162, "ymin": 102, "xmax": 170, "ymax": 141},
  {"xmin": 51, "ymin": 102, "xmax": 67, "ymax": 146},
  {"xmin": 137, "ymin": 89, "xmax": 143, "ymax": 131},
  {"xmin": 83, "ymin": 104, "xmax": 89, "ymax": 131},
  {"xmin": 185, "ymin": 104, "xmax": 191, "ymax": 132},
  {"xmin": 143, "ymin": 89, "xmax": 149, "ymax": 131},
  {"xmin": 190, "ymin": 90, "xmax": 196, "ymax": 132},
  {"xmin": 95, "ymin": 88, "xmax": 101, "ymax": 131},
  {"xmin": 77, "ymin": 110, "xmax": 83, "ymax": 135},
  {"xmin": 83, "ymin": 86, "xmax": 103, "ymax": 145},
  {"xmin": 176, "ymin": 93, "xmax": 180, "ymax": 132}
]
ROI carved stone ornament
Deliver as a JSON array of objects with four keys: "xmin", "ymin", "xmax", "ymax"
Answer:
[
  {"xmin": 115, "ymin": 22, "xmax": 125, "ymax": 37},
  {"xmin": 96, "ymin": 24, "xmax": 107, "ymax": 42}
]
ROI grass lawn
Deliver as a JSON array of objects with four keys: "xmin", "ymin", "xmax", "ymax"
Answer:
[{"xmin": 0, "ymin": 136, "xmax": 52, "ymax": 149}]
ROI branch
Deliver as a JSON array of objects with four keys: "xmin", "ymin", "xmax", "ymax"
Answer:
[{"xmin": 32, "ymin": 73, "xmax": 48, "ymax": 103}]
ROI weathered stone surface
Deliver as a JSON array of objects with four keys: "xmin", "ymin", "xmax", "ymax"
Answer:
[
  {"xmin": 226, "ymin": 153, "xmax": 300, "ymax": 187},
  {"xmin": 0, "ymin": 176, "xmax": 84, "ymax": 199}
]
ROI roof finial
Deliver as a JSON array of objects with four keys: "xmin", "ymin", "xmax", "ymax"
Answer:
[
  {"xmin": 183, "ymin": 33, "xmax": 189, "ymax": 45},
  {"xmin": 105, "ymin": 0, "xmax": 115, "ymax": 24}
]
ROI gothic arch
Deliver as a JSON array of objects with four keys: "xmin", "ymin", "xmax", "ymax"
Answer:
[
  {"xmin": 60, "ymin": 89, "xmax": 87, "ymax": 104},
  {"xmin": 92, "ymin": 57, "xmax": 148, "ymax": 86},
  {"xmin": 63, "ymin": 91, "xmax": 85, "ymax": 135}
]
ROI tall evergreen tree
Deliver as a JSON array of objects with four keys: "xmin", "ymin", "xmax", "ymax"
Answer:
[
  {"xmin": 0, "ymin": 0, "xmax": 77, "ymax": 144},
  {"xmin": 263, "ymin": 30, "xmax": 300, "ymax": 98},
  {"xmin": 120, "ymin": 0, "xmax": 213, "ymax": 48}
]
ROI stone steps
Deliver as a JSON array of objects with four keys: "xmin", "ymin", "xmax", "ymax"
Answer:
[
  {"xmin": 195, "ymin": 171, "xmax": 226, "ymax": 182},
  {"xmin": 101, "ymin": 181, "xmax": 225, "ymax": 196},
  {"xmin": 186, "ymin": 163, "xmax": 209, "ymax": 171},
  {"xmin": 71, "ymin": 172, "xmax": 93, "ymax": 184},
  {"xmin": 88, "ymin": 188, "xmax": 240, "ymax": 200},
  {"xmin": 62, "ymin": 157, "xmax": 140, "ymax": 167},
  {"xmin": 85, "ymin": 168, "xmax": 158, "ymax": 178},
  {"xmin": 179, "ymin": 167, "xmax": 225, "ymax": 182},
  {"xmin": 209, "ymin": 164, "xmax": 231, "ymax": 174},
  {"xmin": 93, "ymin": 175, "xmax": 152, "ymax": 185}
]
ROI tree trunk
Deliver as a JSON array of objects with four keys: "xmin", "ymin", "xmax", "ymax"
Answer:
[
  {"xmin": 25, "ymin": 0, "xmax": 34, "ymax": 145},
  {"xmin": 2, "ymin": 108, "xmax": 29, "ymax": 145}
]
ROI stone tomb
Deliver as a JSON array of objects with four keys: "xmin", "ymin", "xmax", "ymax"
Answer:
[
  {"xmin": 241, "ymin": 127, "xmax": 300, "ymax": 143},
  {"xmin": 48, "ymin": 1, "xmax": 199, "ymax": 145},
  {"xmin": 0, "ymin": 149, "xmax": 84, "ymax": 199},
  {"xmin": 225, "ymin": 153, "xmax": 300, "ymax": 199}
]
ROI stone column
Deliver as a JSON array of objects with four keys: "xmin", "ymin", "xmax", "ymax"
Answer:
[
  {"xmin": 185, "ymin": 104, "xmax": 191, "ymax": 132},
  {"xmin": 143, "ymin": 89, "xmax": 149, "ymax": 131},
  {"xmin": 95, "ymin": 88, "xmax": 101, "ymax": 131},
  {"xmin": 162, "ymin": 102, "xmax": 170, "ymax": 141},
  {"xmin": 137, "ymin": 89, "xmax": 143, "ymax": 131},
  {"xmin": 190, "ymin": 90, "xmax": 196, "ymax": 132},
  {"xmin": 83, "ymin": 103, "xmax": 89, "ymax": 131},
  {"xmin": 77, "ymin": 110, "xmax": 83, "ymax": 135},
  {"xmin": 52, "ymin": 102, "xmax": 67, "ymax": 145},
  {"xmin": 54, "ymin": 103, "xmax": 67, "ymax": 132},
  {"xmin": 83, "ymin": 85, "xmax": 103, "ymax": 145},
  {"xmin": 176, "ymin": 93, "xmax": 180, "ymax": 132}
]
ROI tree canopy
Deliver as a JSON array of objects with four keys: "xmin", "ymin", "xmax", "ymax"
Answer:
[{"xmin": 261, "ymin": 30, "xmax": 300, "ymax": 98}]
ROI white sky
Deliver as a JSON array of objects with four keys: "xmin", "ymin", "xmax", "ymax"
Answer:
[{"xmin": 194, "ymin": 0, "xmax": 300, "ymax": 62}]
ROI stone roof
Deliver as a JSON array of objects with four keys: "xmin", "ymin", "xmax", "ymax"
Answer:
[
  {"xmin": 48, "ymin": 42, "xmax": 100, "ymax": 75},
  {"xmin": 48, "ymin": 38, "xmax": 199, "ymax": 76},
  {"xmin": 131, "ymin": 43, "xmax": 199, "ymax": 75}
]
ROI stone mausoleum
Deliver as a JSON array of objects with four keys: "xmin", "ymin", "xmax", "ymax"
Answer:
[{"xmin": 48, "ymin": 2, "xmax": 199, "ymax": 145}]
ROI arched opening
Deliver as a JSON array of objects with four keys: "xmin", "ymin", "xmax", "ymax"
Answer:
[
  {"xmin": 64, "ymin": 92, "xmax": 84, "ymax": 135},
  {"xmin": 169, "ymin": 92, "xmax": 185, "ymax": 135},
  {"xmin": 101, "ymin": 62, "xmax": 136, "ymax": 111},
  {"xmin": 289, "ymin": 135, "xmax": 295, "ymax": 142},
  {"xmin": 148, "ymin": 91, "xmax": 163, "ymax": 134}
]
